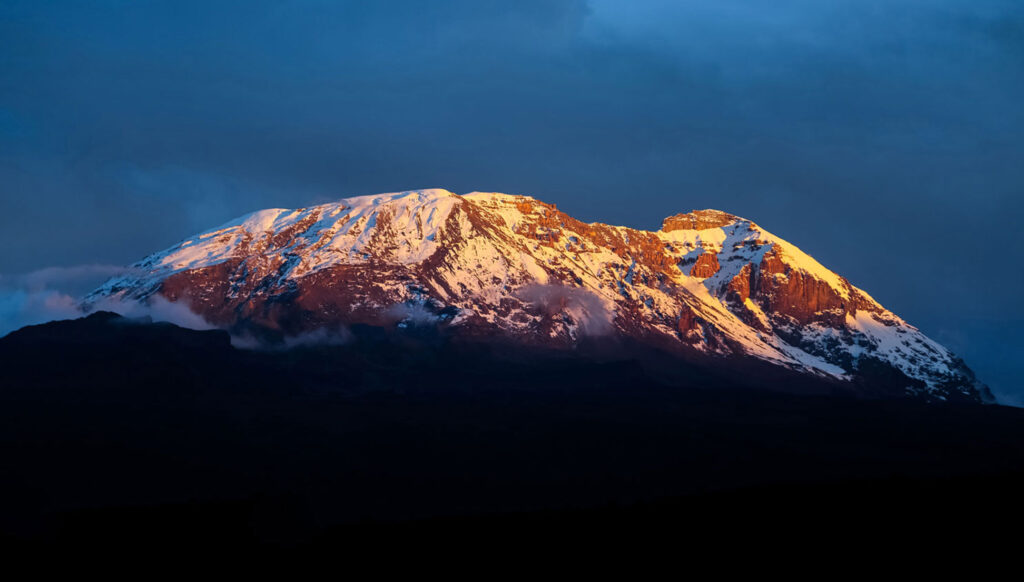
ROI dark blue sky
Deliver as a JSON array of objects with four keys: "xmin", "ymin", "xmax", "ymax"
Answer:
[{"xmin": 2, "ymin": 1, "xmax": 1022, "ymax": 402}]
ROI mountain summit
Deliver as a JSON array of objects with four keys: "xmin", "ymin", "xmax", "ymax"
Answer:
[{"xmin": 88, "ymin": 188, "xmax": 988, "ymax": 402}]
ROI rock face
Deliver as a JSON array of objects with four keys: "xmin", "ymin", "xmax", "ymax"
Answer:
[
  {"xmin": 688, "ymin": 252, "xmax": 720, "ymax": 278},
  {"xmin": 662, "ymin": 209, "xmax": 739, "ymax": 232},
  {"xmin": 88, "ymin": 188, "xmax": 989, "ymax": 402}
]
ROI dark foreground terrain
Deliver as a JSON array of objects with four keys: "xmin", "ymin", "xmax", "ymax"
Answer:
[{"xmin": 2, "ymin": 312, "xmax": 1022, "ymax": 555}]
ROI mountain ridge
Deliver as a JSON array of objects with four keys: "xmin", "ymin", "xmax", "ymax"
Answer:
[{"xmin": 86, "ymin": 188, "xmax": 989, "ymax": 402}]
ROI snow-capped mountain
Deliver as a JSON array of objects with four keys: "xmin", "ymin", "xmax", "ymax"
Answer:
[{"xmin": 88, "ymin": 188, "xmax": 989, "ymax": 402}]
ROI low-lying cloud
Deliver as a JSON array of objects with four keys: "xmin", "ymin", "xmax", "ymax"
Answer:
[
  {"xmin": 517, "ymin": 284, "xmax": 614, "ymax": 337},
  {"xmin": 0, "ymin": 264, "xmax": 217, "ymax": 337},
  {"xmin": 0, "ymin": 264, "xmax": 358, "ymax": 350},
  {"xmin": 0, "ymin": 287, "xmax": 83, "ymax": 336},
  {"xmin": 384, "ymin": 302, "xmax": 444, "ymax": 327},
  {"xmin": 229, "ymin": 327, "xmax": 353, "ymax": 350},
  {"xmin": 91, "ymin": 294, "xmax": 219, "ymax": 331}
]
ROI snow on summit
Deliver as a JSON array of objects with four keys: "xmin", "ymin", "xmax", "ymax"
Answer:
[{"xmin": 88, "ymin": 188, "xmax": 990, "ymax": 403}]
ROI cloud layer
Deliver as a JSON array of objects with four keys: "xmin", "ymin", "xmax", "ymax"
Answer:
[
  {"xmin": 518, "ymin": 284, "xmax": 614, "ymax": 337},
  {"xmin": 0, "ymin": 265, "xmax": 218, "ymax": 336}
]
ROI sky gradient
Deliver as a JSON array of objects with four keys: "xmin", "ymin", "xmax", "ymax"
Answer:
[{"xmin": 2, "ymin": 1, "xmax": 1022, "ymax": 402}]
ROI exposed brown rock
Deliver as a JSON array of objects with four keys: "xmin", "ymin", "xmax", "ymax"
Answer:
[
  {"xmin": 726, "ymin": 264, "xmax": 753, "ymax": 303},
  {"xmin": 270, "ymin": 210, "xmax": 320, "ymax": 249},
  {"xmin": 689, "ymin": 252, "xmax": 721, "ymax": 278},
  {"xmin": 751, "ymin": 246, "xmax": 850, "ymax": 325},
  {"xmin": 662, "ymin": 209, "xmax": 738, "ymax": 232},
  {"xmin": 159, "ymin": 260, "xmax": 244, "ymax": 327}
]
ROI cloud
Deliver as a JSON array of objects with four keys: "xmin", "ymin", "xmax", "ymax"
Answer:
[
  {"xmin": 0, "ymin": 265, "xmax": 128, "ymax": 335},
  {"xmin": 282, "ymin": 327, "xmax": 353, "ymax": 349},
  {"xmin": 0, "ymin": 265, "xmax": 217, "ymax": 336},
  {"xmin": 384, "ymin": 302, "xmax": 445, "ymax": 327},
  {"xmin": 0, "ymin": 288, "xmax": 83, "ymax": 336},
  {"xmin": 0, "ymin": 264, "xmax": 348, "ymax": 350},
  {"xmin": 229, "ymin": 327, "xmax": 352, "ymax": 350},
  {"xmin": 0, "ymin": 264, "xmax": 132, "ymax": 293},
  {"xmin": 517, "ymin": 284, "xmax": 614, "ymax": 337},
  {"xmin": 89, "ymin": 294, "xmax": 218, "ymax": 331}
]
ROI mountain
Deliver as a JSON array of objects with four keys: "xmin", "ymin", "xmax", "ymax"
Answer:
[{"xmin": 87, "ymin": 188, "xmax": 988, "ymax": 402}]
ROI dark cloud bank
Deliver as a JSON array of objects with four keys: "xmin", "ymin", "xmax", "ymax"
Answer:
[{"xmin": 1, "ymin": 1, "xmax": 1021, "ymax": 402}]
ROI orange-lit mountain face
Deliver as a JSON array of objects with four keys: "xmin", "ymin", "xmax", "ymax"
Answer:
[{"xmin": 88, "ymin": 189, "xmax": 988, "ymax": 402}]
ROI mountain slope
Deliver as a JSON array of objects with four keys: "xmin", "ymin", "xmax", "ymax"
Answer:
[
  {"xmin": 1, "ymin": 312, "xmax": 1022, "ymax": 546},
  {"xmin": 87, "ymin": 188, "xmax": 988, "ymax": 402}
]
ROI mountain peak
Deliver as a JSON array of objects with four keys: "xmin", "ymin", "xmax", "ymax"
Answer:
[
  {"xmin": 339, "ymin": 188, "xmax": 459, "ymax": 206},
  {"xmin": 662, "ymin": 209, "xmax": 741, "ymax": 232}
]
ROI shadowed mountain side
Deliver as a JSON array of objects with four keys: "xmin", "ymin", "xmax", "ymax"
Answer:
[{"xmin": 2, "ymin": 312, "xmax": 1023, "ymax": 548}]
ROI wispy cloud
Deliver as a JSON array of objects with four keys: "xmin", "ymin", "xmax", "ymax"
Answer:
[
  {"xmin": 0, "ymin": 264, "xmax": 216, "ymax": 336},
  {"xmin": 517, "ymin": 284, "xmax": 614, "ymax": 337}
]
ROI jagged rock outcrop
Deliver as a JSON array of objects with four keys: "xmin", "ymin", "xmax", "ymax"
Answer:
[
  {"xmin": 688, "ymin": 252, "xmax": 721, "ymax": 278},
  {"xmin": 663, "ymin": 209, "xmax": 738, "ymax": 232}
]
